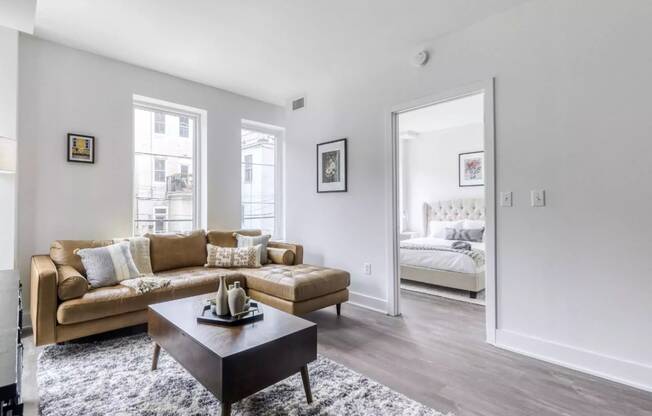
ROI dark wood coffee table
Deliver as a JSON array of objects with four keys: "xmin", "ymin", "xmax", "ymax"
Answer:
[{"xmin": 148, "ymin": 294, "xmax": 317, "ymax": 416}]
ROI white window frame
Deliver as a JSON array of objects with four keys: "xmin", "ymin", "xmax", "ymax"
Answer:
[
  {"xmin": 241, "ymin": 120, "xmax": 285, "ymax": 240},
  {"xmin": 154, "ymin": 112, "xmax": 166, "ymax": 134},
  {"xmin": 133, "ymin": 95, "xmax": 206, "ymax": 235},
  {"xmin": 153, "ymin": 206, "xmax": 168, "ymax": 233},
  {"xmin": 153, "ymin": 158, "xmax": 166, "ymax": 183}
]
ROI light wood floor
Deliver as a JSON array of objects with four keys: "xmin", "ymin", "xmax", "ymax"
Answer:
[{"xmin": 21, "ymin": 291, "xmax": 652, "ymax": 415}]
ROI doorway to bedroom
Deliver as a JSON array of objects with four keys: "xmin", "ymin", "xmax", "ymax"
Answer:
[{"xmin": 389, "ymin": 81, "xmax": 496, "ymax": 341}]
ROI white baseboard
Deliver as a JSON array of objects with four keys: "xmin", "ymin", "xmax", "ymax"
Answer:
[
  {"xmin": 347, "ymin": 291, "xmax": 388, "ymax": 314},
  {"xmin": 495, "ymin": 329, "xmax": 652, "ymax": 393}
]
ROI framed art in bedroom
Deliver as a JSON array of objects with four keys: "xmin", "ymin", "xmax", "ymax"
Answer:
[
  {"xmin": 317, "ymin": 138, "xmax": 347, "ymax": 193},
  {"xmin": 459, "ymin": 151, "xmax": 484, "ymax": 187},
  {"xmin": 67, "ymin": 133, "xmax": 95, "ymax": 164}
]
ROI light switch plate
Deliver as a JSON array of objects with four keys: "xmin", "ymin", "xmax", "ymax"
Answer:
[
  {"xmin": 363, "ymin": 263, "xmax": 371, "ymax": 275},
  {"xmin": 531, "ymin": 190, "xmax": 545, "ymax": 207},
  {"xmin": 500, "ymin": 192, "xmax": 513, "ymax": 207}
]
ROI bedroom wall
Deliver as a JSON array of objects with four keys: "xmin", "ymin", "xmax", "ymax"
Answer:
[
  {"xmin": 284, "ymin": 0, "xmax": 652, "ymax": 390},
  {"xmin": 17, "ymin": 35, "xmax": 284, "ymax": 310},
  {"xmin": 401, "ymin": 123, "xmax": 484, "ymax": 234}
]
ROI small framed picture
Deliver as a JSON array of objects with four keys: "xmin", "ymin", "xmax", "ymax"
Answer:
[
  {"xmin": 459, "ymin": 151, "xmax": 484, "ymax": 187},
  {"xmin": 317, "ymin": 138, "xmax": 347, "ymax": 193},
  {"xmin": 68, "ymin": 134, "xmax": 95, "ymax": 164}
]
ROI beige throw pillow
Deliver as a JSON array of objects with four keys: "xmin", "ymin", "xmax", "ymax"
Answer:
[
  {"xmin": 206, "ymin": 244, "xmax": 261, "ymax": 268},
  {"xmin": 113, "ymin": 237, "xmax": 154, "ymax": 276}
]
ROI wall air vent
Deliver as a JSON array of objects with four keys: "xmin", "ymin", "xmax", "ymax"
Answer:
[{"xmin": 292, "ymin": 97, "xmax": 305, "ymax": 111}]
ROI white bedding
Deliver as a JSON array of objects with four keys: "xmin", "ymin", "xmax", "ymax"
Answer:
[{"xmin": 400, "ymin": 237, "xmax": 485, "ymax": 274}]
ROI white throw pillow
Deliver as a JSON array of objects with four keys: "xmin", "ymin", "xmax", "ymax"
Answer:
[
  {"xmin": 461, "ymin": 220, "xmax": 485, "ymax": 230},
  {"xmin": 428, "ymin": 220, "xmax": 463, "ymax": 238}
]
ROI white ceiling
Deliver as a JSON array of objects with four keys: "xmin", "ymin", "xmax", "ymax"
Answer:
[
  {"xmin": 0, "ymin": 0, "xmax": 37, "ymax": 33},
  {"xmin": 32, "ymin": 0, "xmax": 528, "ymax": 105},
  {"xmin": 399, "ymin": 93, "xmax": 483, "ymax": 135}
]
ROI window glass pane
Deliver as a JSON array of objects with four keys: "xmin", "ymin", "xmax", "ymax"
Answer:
[
  {"xmin": 241, "ymin": 128, "xmax": 276, "ymax": 236},
  {"xmin": 135, "ymin": 105, "xmax": 195, "ymax": 236},
  {"xmin": 179, "ymin": 116, "xmax": 189, "ymax": 137}
]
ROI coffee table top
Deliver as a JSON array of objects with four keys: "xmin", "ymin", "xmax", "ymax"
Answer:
[{"xmin": 148, "ymin": 293, "xmax": 316, "ymax": 358}]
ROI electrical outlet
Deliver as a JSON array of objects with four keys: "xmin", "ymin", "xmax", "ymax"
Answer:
[
  {"xmin": 531, "ymin": 190, "xmax": 545, "ymax": 207},
  {"xmin": 363, "ymin": 263, "xmax": 371, "ymax": 275},
  {"xmin": 500, "ymin": 191, "xmax": 513, "ymax": 207}
]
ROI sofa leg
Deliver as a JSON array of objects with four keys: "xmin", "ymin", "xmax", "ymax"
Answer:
[{"xmin": 336, "ymin": 303, "xmax": 341, "ymax": 316}]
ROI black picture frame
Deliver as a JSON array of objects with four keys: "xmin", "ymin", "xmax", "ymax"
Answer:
[
  {"xmin": 316, "ymin": 138, "xmax": 347, "ymax": 193},
  {"xmin": 67, "ymin": 134, "xmax": 95, "ymax": 164},
  {"xmin": 458, "ymin": 150, "xmax": 484, "ymax": 187}
]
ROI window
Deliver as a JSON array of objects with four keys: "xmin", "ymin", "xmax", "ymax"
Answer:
[
  {"xmin": 154, "ymin": 112, "xmax": 166, "ymax": 134},
  {"xmin": 240, "ymin": 125, "xmax": 283, "ymax": 238},
  {"xmin": 243, "ymin": 154, "xmax": 253, "ymax": 184},
  {"xmin": 134, "ymin": 100, "xmax": 199, "ymax": 235},
  {"xmin": 154, "ymin": 207, "xmax": 168, "ymax": 233},
  {"xmin": 179, "ymin": 116, "xmax": 189, "ymax": 138},
  {"xmin": 154, "ymin": 158, "xmax": 166, "ymax": 182}
]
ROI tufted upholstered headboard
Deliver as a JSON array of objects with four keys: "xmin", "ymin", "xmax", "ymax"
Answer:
[{"xmin": 423, "ymin": 198, "xmax": 485, "ymax": 236}]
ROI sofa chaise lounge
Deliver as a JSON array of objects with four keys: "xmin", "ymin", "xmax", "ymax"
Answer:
[{"xmin": 30, "ymin": 229, "xmax": 350, "ymax": 346}]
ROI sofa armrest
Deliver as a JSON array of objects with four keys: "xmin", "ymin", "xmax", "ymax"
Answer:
[
  {"xmin": 30, "ymin": 255, "xmax": 58, "ymax": 346},
  {"xmin": 268, "ymin": 241, "xmax": 303, "ymax": 265}
]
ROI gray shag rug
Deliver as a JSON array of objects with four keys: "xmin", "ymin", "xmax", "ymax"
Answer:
[{"xmin": 38, "ymin": 333, "xmax": 448, "ymax": 415}]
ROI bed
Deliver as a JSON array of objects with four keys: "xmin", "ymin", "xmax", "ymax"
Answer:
[{"xmin": 400, "ymin": 198, "xmax": 486, "ymax": 298}]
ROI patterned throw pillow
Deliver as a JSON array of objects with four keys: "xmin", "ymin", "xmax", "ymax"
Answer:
[
  {"xmin": 75, "ymin": 242, "xmax": 141, "ymax": 288},
  {"xmin": 234, "ymin": 233, "xmax": 271, "ymax": 264},
  {"xmin": 445, "ymin": 227, "xmax": 484, "ymax": 243},
  {"xmin": 206, "ymin": 244, "xmax": 261, "ymax": 268}
]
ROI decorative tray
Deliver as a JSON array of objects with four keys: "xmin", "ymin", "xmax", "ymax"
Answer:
[{"xmin": 197, "ymin": 301, "xmax": 264, "ymax": 326}]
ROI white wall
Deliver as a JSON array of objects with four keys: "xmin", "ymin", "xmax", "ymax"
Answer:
[
  {"xmin": 285, "ymin": 0, "xmax": 652, "ymax": 390},
  {"xmin": 0, "ymin": 26, "xmax": 18, "ymax": 270},
  {"xmin": 401, "ymin": 124, "xmax": 484, "ymax": 233},
  {"xmin": 17, "ymin": 35, "xmax": 284, "ymax": 300}
]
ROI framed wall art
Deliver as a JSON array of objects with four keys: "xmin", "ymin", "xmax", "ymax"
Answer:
[
  {"xmin": 317, "ymin": 138, "xmax": 347, "ymax": 193},
  {"xmin": 459, "ymin": 151, "xmax": 484, "ymax": 187},
  {"xmin": 68, "ymin": 134, "xmax": 95, "ymax": 164}
]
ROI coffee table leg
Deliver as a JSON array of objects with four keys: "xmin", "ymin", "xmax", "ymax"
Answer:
[
  {"xmin": 151, "ymin": 343, "xmax": 161, "ymax": 371},
  {"xmin": 300, "ymin": 365, "xmax": 313, "ymax": 404},
  {"xmin": 221, "ymin": 402, "xmax": 231, "ymax": 416}
]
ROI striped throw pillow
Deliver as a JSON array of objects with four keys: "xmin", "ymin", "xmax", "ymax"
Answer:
[
  {"xmin": 75, "ymin": 242, "xmax": 141, "ymax": 288},
  {"xmin": 234, "ymin": 233, "xmax": 271, "ymax": 264}
]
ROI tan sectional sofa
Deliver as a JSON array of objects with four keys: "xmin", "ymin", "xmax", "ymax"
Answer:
[{"xmin": 30, "ymin": 229, "xmax": 350, "ymax": 346}]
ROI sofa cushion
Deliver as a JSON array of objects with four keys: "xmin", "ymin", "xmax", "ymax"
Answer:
[
  {"xmin": 267, "ymin": 248, "xmax": 295, "ymax": 265},
  {"xmin": 146, "ymin": 230, "xmax": 207, "ymax": 273},
  {"xmin": 57, "ymin": 265, "xmax": 89, "ymax": 301},
  {"xmin": 50, "ymin": 240, "xmax": 113, "ymax": 275},
  {"xmin": 206, "ymin": 229, "xmax": 261, "ymax": 248},
  {"xmin": 56, "ymin": 267, "xmax": 243, "ymax": 325},
  {"xmin": 239, "ymin": 264, "xmax": 350, "ymax": 302}
]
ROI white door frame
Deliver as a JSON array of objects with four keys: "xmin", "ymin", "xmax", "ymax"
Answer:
[{"xmin": 385, "ymin": 79, "xmax": 497, "ymax": 344}]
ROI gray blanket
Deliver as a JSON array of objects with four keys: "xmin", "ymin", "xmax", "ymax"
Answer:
[{"xmin": 400, "ymin": 241, "xmax": 485, "ymax": 267}]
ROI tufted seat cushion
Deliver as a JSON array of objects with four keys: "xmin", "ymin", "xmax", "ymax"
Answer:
[
  {"xmin": 238, "ymin": 264, "xmax": 350, "ymax": 302},
  {"xmin": 57, "ymin": 267, "xmax": 243, "ymax": 325}
]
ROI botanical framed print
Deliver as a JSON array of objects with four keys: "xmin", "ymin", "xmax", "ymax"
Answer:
[
  {"xmin": 459, "ymin": 151, "xmax": 484, "ymax": 187},
  {"xmin": 68, "ymin": 134, "xmax": 95, "ymax": 164},
  {"xmin": 317, "ymin": 138, "xmax": 347, "ymax": 193}
]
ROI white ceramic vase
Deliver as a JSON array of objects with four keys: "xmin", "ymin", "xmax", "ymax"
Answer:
[{"xmin": 215, "ymin": 275, "xmax": 229, "ymax": 316}]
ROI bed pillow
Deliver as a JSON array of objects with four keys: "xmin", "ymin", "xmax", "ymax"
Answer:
[
  {"xmin": 74, "ymin": 242, "xmax": 141, "ymax": 288},
  {"xmin": 428, "ymin": 220, "xmax": 463, "ymax": 238},
  {"xmin": 445, "ymin": 228, "xmax": 484, "ymax": 243},
  {"xmin": 206, "ymin": 244, "xmax": 262, "ymax": 268},
  {"xmin": 234, "ymin": 233, "xmax": 271, "ymax": 264},
  {"xmin": 462, "ymin": 219, "xmax": 485, "ymax": 230}
]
